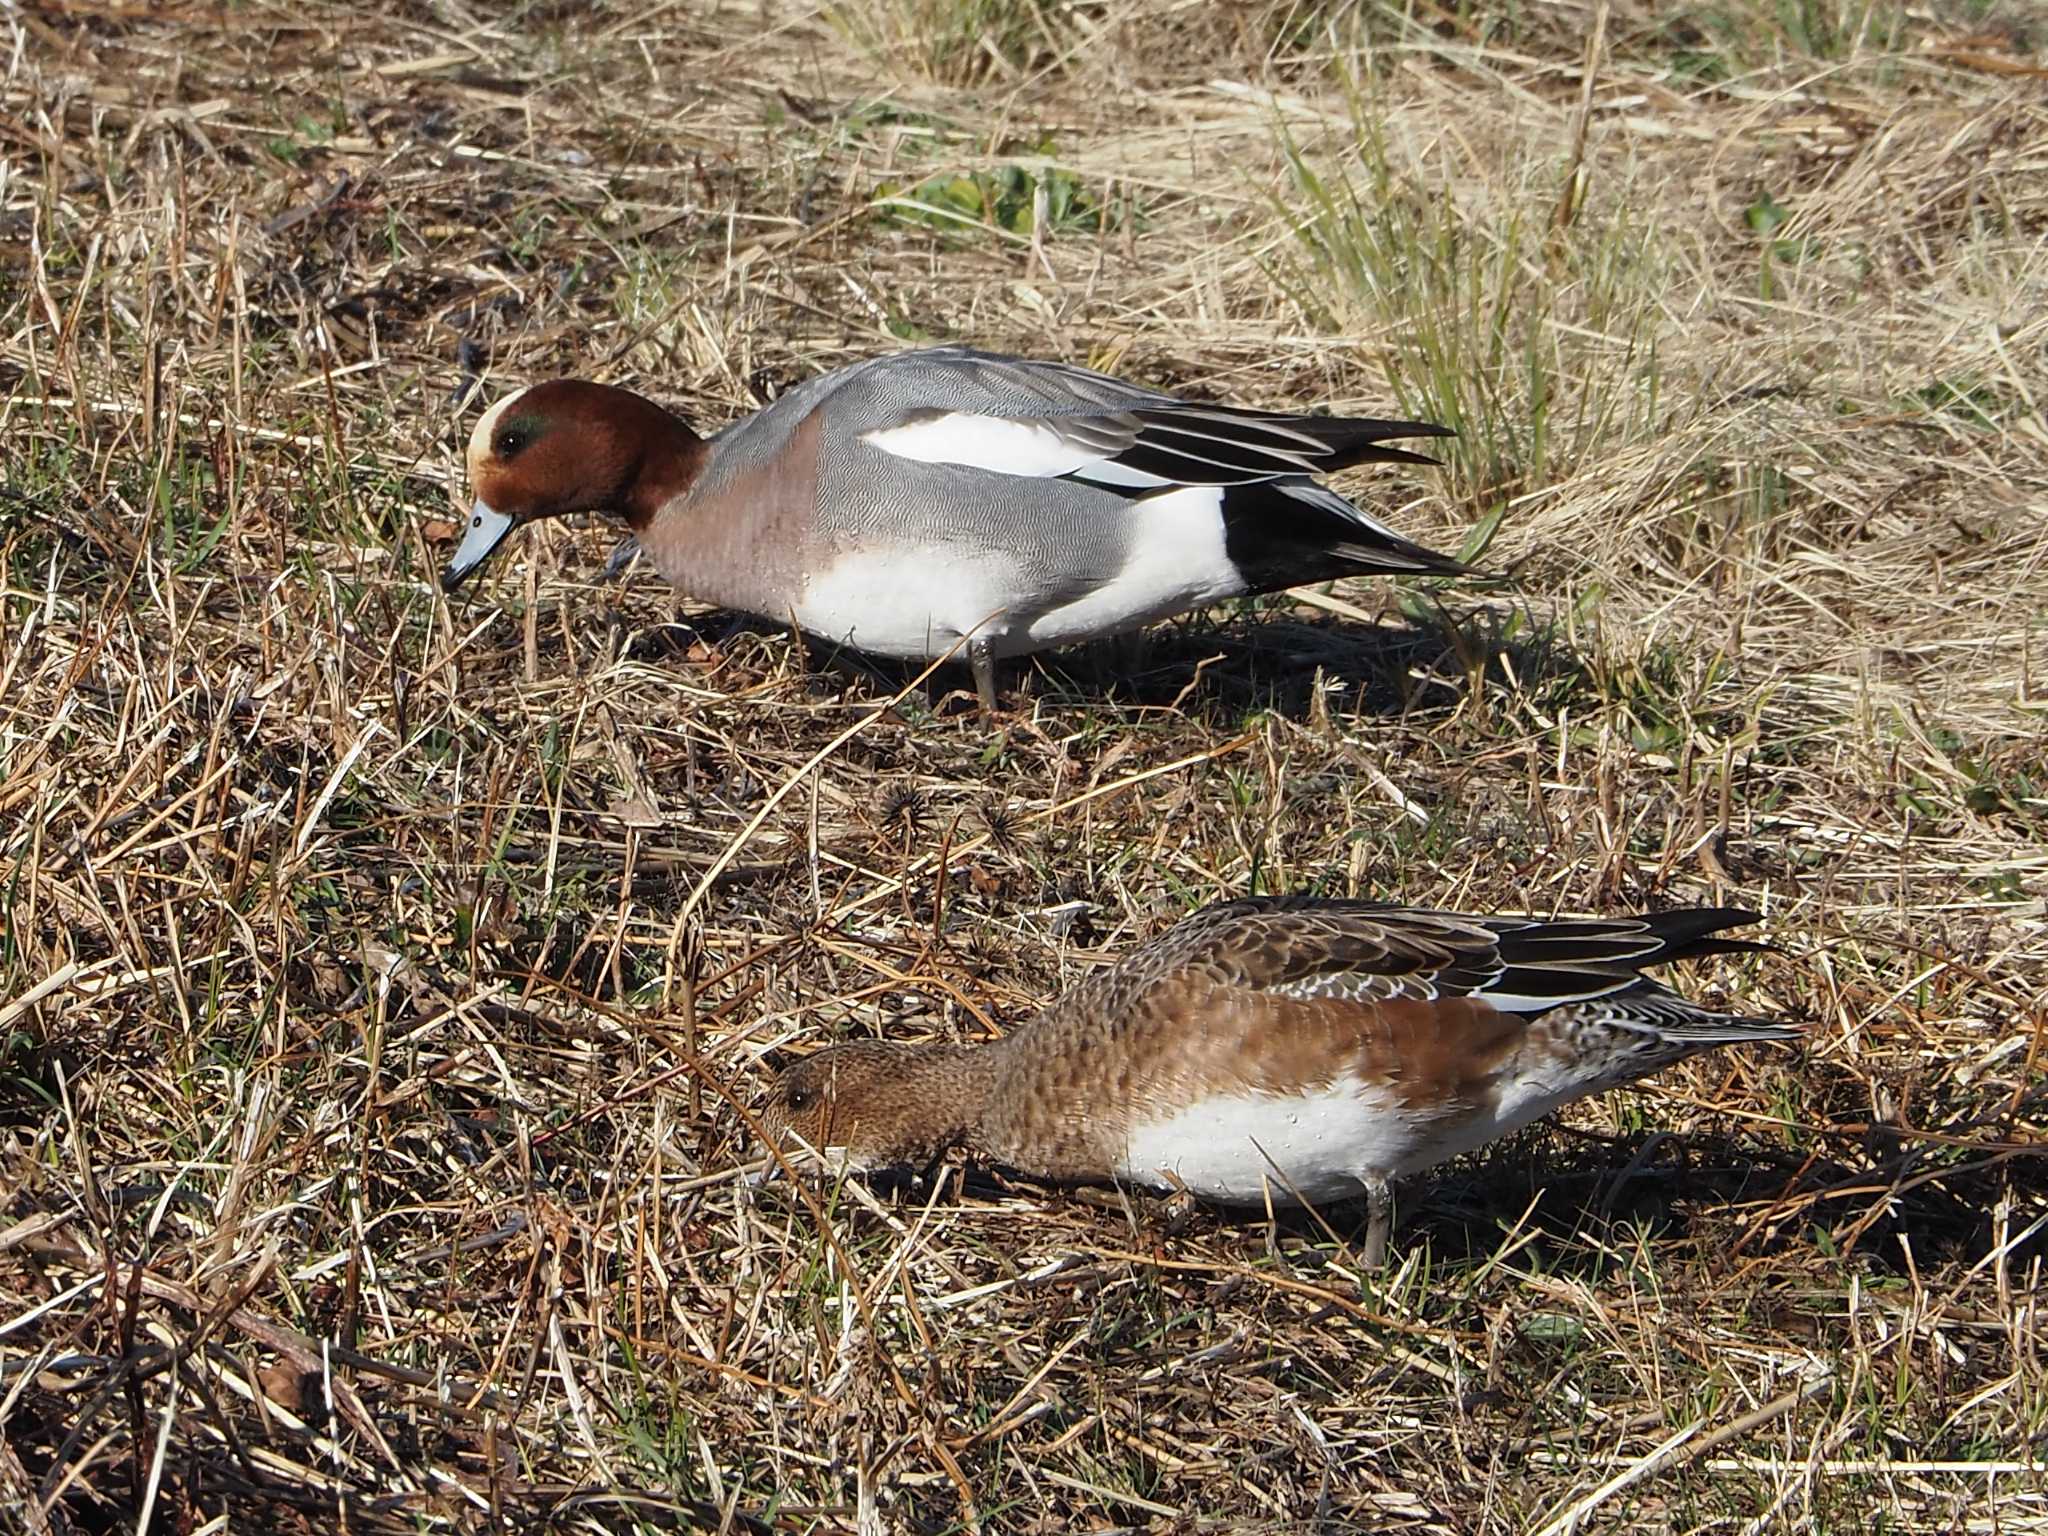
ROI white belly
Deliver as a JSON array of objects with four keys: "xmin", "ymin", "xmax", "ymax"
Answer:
[{"xmin": 1114, "ymin": 1075, "xmax": 1421, "ymax": 1206}]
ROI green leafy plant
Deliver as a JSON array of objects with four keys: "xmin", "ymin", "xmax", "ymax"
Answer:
[
  {"xmin": 1278, "ymin": 102, "xmax": 1667, "ymax": 543},
  {"xmin": 874, "ymin": 161, "xmax": 1106, "ymax": 242}
]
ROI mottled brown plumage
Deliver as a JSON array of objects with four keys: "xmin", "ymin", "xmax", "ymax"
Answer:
[{"xmin": 762, "ymin": 898, "xmax": 1799, "ymax": 1263}]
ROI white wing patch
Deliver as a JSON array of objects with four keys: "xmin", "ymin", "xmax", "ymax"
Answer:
[
  {"xmin": 1266, "ymin": 970, "xmax": 1632, "ymax": 1016},
  {"xmin": 861, "ymin": 412, "xmax": 1103, "ymax": 478},
  {"xmin": 1471, "ymin": 987, "xmax": 1624, "ymax": 1014},
  {"xmin": 1268, "ymin": 972, "xmax": 1434, "ymax": 1004},
  {"xmin": 860, "ymin": 410, "xmax": 1177, "ymax": 490},
  {"xmin": 1067, "ymin": 458, "xmax": 1176, "ymax": 490}
]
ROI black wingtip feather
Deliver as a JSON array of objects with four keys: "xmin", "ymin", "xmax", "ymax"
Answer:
[
  {"xmin": 1325, "ymin": 538, "xmax": 1477, "ymax": 579},
  {"xmin": 1484, "ymin": 907, "xmax": 1773, "ymax": 991},
  {"xmin": 1632, "ymin": 908, "xmax": 1776, "ymax": 966},
  {"xmin": 1278, "ymin": 414, "xmax": 1457, "ymax": 473},
  {"xmin": 1351, "ymin": 444, "xmax": 1446, "ymax": 468}
]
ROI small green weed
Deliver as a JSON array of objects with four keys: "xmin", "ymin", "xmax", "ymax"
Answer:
[
  {"xmin": 265, "ymin": 112, "xmax": 340, "ymax": 165},
  {"xmin": 1746, "ymin": 191, "xmax": 1821, "ymax": 300},
  {"xmin": 1914, "ymin": 376, "xmax": 2010, "ymax": 431},
  {"xmin": 875, "ymin": 161, "xmax": 1108, "ymax": 243}
]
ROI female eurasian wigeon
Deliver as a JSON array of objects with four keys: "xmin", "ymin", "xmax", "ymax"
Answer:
[
  {"xmin": 442, "ymin": 347, "xmax": 1467, "ymax": 710},
  {"xmin": 762, "ymin": 897, "xmax": 1799, "ymax": 1263}
]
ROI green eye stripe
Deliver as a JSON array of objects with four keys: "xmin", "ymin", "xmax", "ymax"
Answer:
[{"xmin": 496, "ymin": 413, "xmax": 545, "ymax": 450}]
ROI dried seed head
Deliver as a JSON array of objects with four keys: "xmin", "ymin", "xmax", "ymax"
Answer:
[
  {"xmin": 979, "ymin": 799, "xmax": 1022, "ymax": 853},
  {"xmin": 879, "ymin": 782, "xmax": 928, "ymax": 839}
]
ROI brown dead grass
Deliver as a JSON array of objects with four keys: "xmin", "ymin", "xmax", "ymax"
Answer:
[{"xmin": 1, "ymin": 1, "xmax": 2044, "ymax": 1532}]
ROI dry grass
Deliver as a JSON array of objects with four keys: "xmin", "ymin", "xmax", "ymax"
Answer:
[{"xmin": 2, "ymin": 0, "xmax": 2045, "ymax": 1530}]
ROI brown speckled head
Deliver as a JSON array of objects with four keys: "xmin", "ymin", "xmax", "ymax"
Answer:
[
  {"xmin": 442, "ymin": 380, "xmax": 707, "ymax": 591},
  {"xmin": 761, "ymin": 1040, "xmax": 1002, "ymax": 1173}
]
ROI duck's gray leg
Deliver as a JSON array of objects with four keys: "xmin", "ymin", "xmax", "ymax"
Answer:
[
  {"xmin": 601, "ymin": 535, "xmax": 641, "ymax": 582},
  {"xmin": 969, "ymin": 637, "xmax": 1000, "ymax": 716},
  {"xmin": 1361, "ymin": 1176, "xmax": 1394, "ymax": 1269}
]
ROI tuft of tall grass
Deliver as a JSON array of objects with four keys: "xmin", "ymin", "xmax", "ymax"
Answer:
[{"xmin": 1278, "ymin": 96, "xmax": 1669, "ymax": 551}]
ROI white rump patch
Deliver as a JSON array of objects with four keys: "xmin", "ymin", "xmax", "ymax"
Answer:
[
  {"xmin": 1116, "ymin": 1074, "xmax": 1419, "ymax": 1206},
  {"xmin": 1023, "ymin": 484, "xmax": 1241, "ymax": 648}
]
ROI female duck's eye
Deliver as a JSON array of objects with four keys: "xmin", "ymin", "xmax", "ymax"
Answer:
[{"xmin": 786, "ymin": 1086, "xmax": 812, "ymax": 1111}]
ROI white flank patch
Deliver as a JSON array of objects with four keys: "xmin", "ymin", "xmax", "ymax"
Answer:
[
  {"xmin": 1023, "ymin": 484, "xmax": 1241, "ymax": 648},
  {"xmin": 795, "ymin": 545, "xmax": 1025, "ymax": 660},
  {"xmin": 1115, "ymin": 1074, "xmax": 1419, "ymax": 1207},
  {"xmin": 795, "ymin": 485, "xmax": 1242, "ymax": 660},
  {"xmin": 1474, "ymin": 1065, "xmax": 1597, "ymax": 1148},
  {"xmin": 861, "ymin": 413, "xmax": 1106, "ymax": 479}
]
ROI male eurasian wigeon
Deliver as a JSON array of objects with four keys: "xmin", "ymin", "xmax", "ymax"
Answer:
[
  {"xmin": 442, "ymin": 347, "xmax": 1467, "ymax": 710},
  {"xmin": 762, "ymin": 897, "xmax": 1799, "ymax": 1263}
]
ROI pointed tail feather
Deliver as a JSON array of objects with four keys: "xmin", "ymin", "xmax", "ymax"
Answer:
[
  {"xmin": 1498, "ymin": 908, "xmax": 1772, "ymax": 973},
  {"xmin": 1555, "ymin": 999, "xmax": 1803, "ymax": 1097},
  {"xmin": 1642, "ymin": 1012, "xmax": 1805, "ymax": 1047}
]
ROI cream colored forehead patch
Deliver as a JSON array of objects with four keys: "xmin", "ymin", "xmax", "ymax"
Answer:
[{"xmin": 468, "ymin": 386, "xmax": 532, "ymax": 461}]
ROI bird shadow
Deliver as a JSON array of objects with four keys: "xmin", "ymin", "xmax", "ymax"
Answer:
[
  {"xmin": 1388, "ymin": 1130, "xmax": 2015, "ymax": 1278},
  {"xmin": 924, "ymin": 1123, "xmax": 2023, "ymax": 1281},
  {"xmin": 621, "ymin": 595, "xmax": 1582, "ymax": 726}
]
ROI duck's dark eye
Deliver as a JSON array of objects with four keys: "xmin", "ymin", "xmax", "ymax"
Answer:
[
  {"xmin": 785, "ymin": 1084, "xmax": 813, "ymax": 1111},
  {"xmin": 494, "ymin": 426, "xmax": 528, "ymax": 458}
]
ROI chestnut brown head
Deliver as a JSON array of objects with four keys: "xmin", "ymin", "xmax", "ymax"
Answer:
[{"xmin": 442, "ymin": 380, "xmax": 704, "ymax": 591}]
